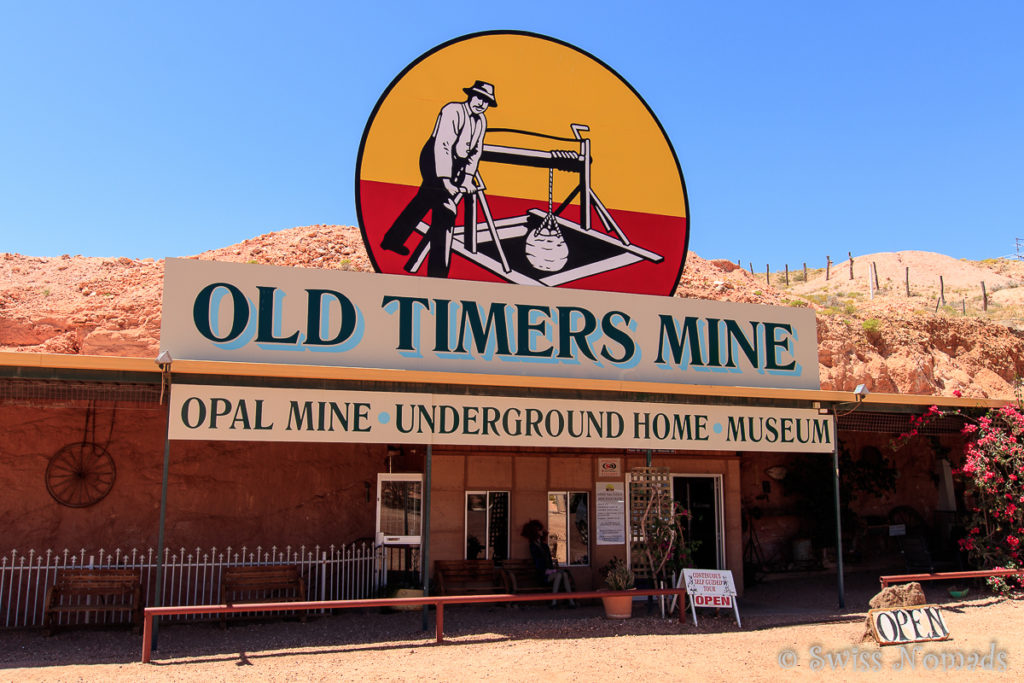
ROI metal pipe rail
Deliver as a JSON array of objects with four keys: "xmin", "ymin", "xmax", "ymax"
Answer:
[
  {"xmin": 879, "ymin": 568, "xmax": 1024, "ymax": 588},
  {"xmin": 141, "ymin": 587, "xmax": 686, "ymax": 663}
]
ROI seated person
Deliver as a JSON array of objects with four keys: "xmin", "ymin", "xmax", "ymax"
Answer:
[{"xmin": 520, "ymin": 520, "xmax": 575, "ymax": 607}]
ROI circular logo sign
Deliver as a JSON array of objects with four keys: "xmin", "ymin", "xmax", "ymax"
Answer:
[{"xmin": 356, "ymin": 31, "xmax": 689, "ymax": 296}]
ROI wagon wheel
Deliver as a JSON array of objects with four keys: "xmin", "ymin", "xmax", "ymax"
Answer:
[{"xmin": 45, "ymin": 442, "xmax": 116, "ymax": 508}]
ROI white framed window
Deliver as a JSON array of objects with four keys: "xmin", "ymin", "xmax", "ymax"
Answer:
[
  {"xmin": 465, "ymin": 491, "xmax": 509, "ymax": 560},
  {"xmin": 548, "ymin": 491, "xmax": 590, "ymax": 566},
  {"xmin": 376, "ymin": 473, "xmax": 422, "ymax": 545}
]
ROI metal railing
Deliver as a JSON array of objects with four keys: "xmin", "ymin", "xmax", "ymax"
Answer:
[
  {"xmin": 0, "ymin": 544, "xmax": 385, "ymax": 629},
  {"xmin": 141, "ymin": 587, "xmax": 690, "ymax": 662}
]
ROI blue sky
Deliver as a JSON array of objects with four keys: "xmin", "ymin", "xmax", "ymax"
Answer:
[{"xmin": 2, "ymin": 1, "xmax": 1021, "ymax": 268}]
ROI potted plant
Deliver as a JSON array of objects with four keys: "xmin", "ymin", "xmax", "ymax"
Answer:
[
  {"xmin": 600, "ymin": 557, "xmax": 635, "ymax": 619},
  {"xmin": 383, "ymin": 580, "xmax": 423, "ymax": 612}
]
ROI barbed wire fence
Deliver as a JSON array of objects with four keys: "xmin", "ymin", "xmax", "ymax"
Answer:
[{"xmin": 733, "ymin": 246, "xmax": 1024, "ymax": 315}]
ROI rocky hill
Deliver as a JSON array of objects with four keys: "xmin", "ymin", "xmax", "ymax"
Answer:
[{"xmin": 2, "ymin": 224, "xmax": 1022, "ymax": 399}]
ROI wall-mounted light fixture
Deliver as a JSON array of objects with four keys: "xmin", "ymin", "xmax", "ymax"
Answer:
[
  {"xmin": 385, "ymin": 445, "xmax": 401, "ymax": 473},
  {"xmin": 853, "ymin": 384, "xmax": 870, "ymax": 401},
  {"xmin": 155, "ymin": 350, "xmax": 173, "ymax": 404}
]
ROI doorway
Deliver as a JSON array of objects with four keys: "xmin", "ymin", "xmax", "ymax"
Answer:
[
  {"xmin": 376, "ymin": 473, "xmax": 423, "ymax": 584},
  {"xmin": 673, "ymin": 475, "xmax": 724, "ymax": 569}
]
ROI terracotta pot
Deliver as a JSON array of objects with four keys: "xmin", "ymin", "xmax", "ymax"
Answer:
[
  {"xmin": 601, "ymin": 593, "xmax": 634, "ymax": 619},
  {"xmin": 391, "ymin": 588, "xmax": 423, "ymax": 611}
]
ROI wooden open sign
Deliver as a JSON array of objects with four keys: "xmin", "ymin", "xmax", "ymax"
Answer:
[{"xmin": 869, "ymin": 605, "xmax": 950, "ymax": 645}]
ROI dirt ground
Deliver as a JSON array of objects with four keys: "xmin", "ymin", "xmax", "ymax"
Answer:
[{"xmin": 1, "ymin": 571, "xmax": 1021, "ymax": 682}]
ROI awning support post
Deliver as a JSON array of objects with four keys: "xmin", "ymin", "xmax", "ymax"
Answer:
[
  {"xmin": 421, "ymin": 443, "xmax": 432, "ymax": 631},
  {"xmin": 831, "ymin": 414, "xmax": 845, "ymax": 609},
  {"xmin": 151, "ymin": 409, "xmax": 171, "ymax": 651}
]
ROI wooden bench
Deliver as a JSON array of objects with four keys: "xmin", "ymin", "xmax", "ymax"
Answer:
[
  {"xmin": 43, "ymin": 568, "xmax": 143, "ymax": 635},
  {"xmin": 434, "ymin": 559, "xmax": 502, "ymax": 595},
  {"xmin": 498, "ymin": 559, "xmax": 576, "ymax": 594},
  {"xmin": 879, "ymin": 568, "xmax": 1024, "ymax": 588},
  {"xmin": 220, "ymin": 564, "xmax": 307, "ymax": 628}
]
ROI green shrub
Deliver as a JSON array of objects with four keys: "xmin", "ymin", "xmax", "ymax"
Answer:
[{"xmin": 862, "ymin": 318, "xmax": 880, "ymax": 333}]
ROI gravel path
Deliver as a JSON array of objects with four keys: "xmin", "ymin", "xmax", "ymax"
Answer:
[{"xmin": 2, "ymin": 591, "xmax": 1021, "ymax": 682}]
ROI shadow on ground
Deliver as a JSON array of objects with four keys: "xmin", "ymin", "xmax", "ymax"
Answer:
[{"xmin": 0, "ymin": 565, "xmax": 1006, "ymax": 670}]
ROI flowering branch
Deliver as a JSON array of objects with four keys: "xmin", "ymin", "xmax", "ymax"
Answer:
[{"xmin": 894, "ymin": 394, "xmax": 1024, "ymax": 592}]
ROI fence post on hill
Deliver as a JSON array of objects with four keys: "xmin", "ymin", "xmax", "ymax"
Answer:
[
  {"xmin": 803, "ymin": 262, "xmax": 808, "ymax": 281},
  {"xmin": 982, "ymin": 281, "xmax": 988, "ymax": 311},
  {"xmin": 962, "ymin": 298, "xmax": 967, "ymax": 315},
  {"xmin": 940, "ymin": 275, "xmax": 946, "ymax": 304},
  {"xmin": 826, "ymin": 256, "xmax": 831, "ymax": 280},
  {"xmin": 785, "ymin": 264, "xmax": 789, "ymax": 285},
  {"xmin": 848, "ymin": 252, "xmax": 854, "ymax": 280},
  {"xmin": 766, "ymin": 265, "xmax": 770, "ymax": 287},
  {"xmin": 749, "ymin": 262, "xmax": 754, "ymax": 274},
  {"xmin": 872, "ymin": 261, "xmax": 880, "ymax": 291},
  {"xmin": 905, "ymin": 267, "xmax": 910, "ymax": 296}
]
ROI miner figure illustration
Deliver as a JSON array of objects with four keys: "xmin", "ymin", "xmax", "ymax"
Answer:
[{"xmin": 380, "ymin": 80, "xmax": 497, "ymax": 277}]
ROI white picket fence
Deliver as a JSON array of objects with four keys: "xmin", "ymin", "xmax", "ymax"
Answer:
[{"xmin": 0, "ymin": 543, "xmax": 386, "ymax": 629}]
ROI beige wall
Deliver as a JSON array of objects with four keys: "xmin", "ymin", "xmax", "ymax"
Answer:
[{"xmin": 429, "ymin": 447, "xmax": 744, "ymax": 593}]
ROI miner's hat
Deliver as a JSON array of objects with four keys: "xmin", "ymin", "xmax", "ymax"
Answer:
[{"xmin": 463, "ymin": 80, "xmax": 497, "ymax": 107}]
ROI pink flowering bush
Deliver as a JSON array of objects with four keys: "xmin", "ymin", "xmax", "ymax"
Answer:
[
  {"xmin": 898, "ymin": 403, "xmax": 1024, "ymax": 592},
  {"xmin": 957, "ymin": 405, "xmax": 1024, "ymax": 591}
]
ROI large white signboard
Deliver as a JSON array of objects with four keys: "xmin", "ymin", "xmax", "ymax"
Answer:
[
  {"xmin": 160, "ymin": 258, "xmax": 819, "ymax": 390},
  {"xmin": 168, "ymin": 384, "xmax": 835, "ymax": 452},
  {"xmin": 595, "ymin": 482, "xmax": 626, "ymax": 545}
]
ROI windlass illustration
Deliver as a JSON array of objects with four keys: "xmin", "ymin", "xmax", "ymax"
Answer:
[{"xmin": 380, "ymin": 80, "xmax": 664, "ymax": 284}]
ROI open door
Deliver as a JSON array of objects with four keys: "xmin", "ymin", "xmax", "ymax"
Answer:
[
  {"xmin": 376, "ymin": 473, "xmax": 422, "ymax": 544},
  {"xmin": 673, "ymin": 475, "xmax": 724, "ymax": 569},
  {"xmin": 376, "ymin": 473, "xmax": 423, "ymax": 583}
]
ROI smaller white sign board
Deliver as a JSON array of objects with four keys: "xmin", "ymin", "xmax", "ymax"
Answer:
[
  {"xmin": 683, "ymin": 568, "xmax": 740, "ymax": 627},
  {"xmin": 598, "ymin": 458, "xmax": 621, "ymax": 477},
  {"xmin": 595, "ymin": 482, "xmax": 626, "ymax": 545}
]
